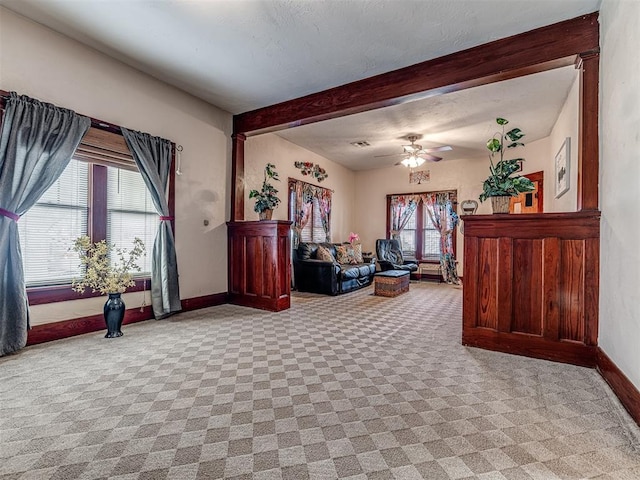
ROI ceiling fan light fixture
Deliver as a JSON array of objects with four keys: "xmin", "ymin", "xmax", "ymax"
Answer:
[{"xmin": 401, "ymin": 155, "xmax": 425, "ymax": 168}]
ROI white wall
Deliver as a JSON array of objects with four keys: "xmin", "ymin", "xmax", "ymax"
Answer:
[
  {"xmin": 244, "ymin": 134, "xmax": 356, "ymax": 242},
  {"xmin": 0, "ymin": 8, "xmax": 232, "ymax": 325},
  {"xmin": 548, "ymin": 74, "xmax": 580, "ymax": 212},
  {"xmin": 598, "ymin": 0, "xmax": 640, "ymax": 389}
]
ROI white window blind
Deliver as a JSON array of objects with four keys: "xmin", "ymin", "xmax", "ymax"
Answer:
[
  {"xmin": 422, "ymin": 207, "xmax": 441, "ymax": 261},
  {"xmin": 18, "ymin": 160, "xmax": 89, "ymax": 286},
  {"xmin": 301, "ymin": 198, "xmax": 327, "ymax": 244},
  {"xmin": 106, "ymin": 167, "xmax": 157, "ymax": 274},
  {"xmin": 399, "ymin": 209, "xmax": 417, "ymax": 257}
]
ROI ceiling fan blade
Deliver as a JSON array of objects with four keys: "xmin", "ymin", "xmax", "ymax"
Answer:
[
  {"xmin": 420, "ymin": 145, "xmax": 452, "ymax": 153},
  {"xmin": 374, "ymin": 152, "xmax": 406, "ymax": 158},
  {"xmin": 420, "ymin": 153, "xmax": 442, "ymax": 162}
]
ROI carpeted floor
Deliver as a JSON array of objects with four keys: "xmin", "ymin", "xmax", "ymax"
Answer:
[{"xmin": 1, "ymin": 283, "xmax": 640, "ymax": 480}]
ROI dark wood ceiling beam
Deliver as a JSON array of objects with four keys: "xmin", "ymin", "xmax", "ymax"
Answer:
[{"xmin": 233, "ymin": 12, "xmax": 599, "ymax": 136}]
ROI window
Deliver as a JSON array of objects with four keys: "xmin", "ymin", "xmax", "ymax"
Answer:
[
  {"xmin": 386, "ymin": 191, "xmax": 457, "ymax": 262},
  {"xmin": 300, "ymin": 197, "xmax": 327, "ymax": 243},
  {"xmin": 18, "ymin": 161, "xmax": 89, "ymax": 286},
  {"xmin": 422, "ymin": 207, "xmax": 441, "ymax": 261},
  {"xmin": 288, "ymin": 178, "xmax": 332, "ymax": 244},
  {"xmin": 398, "ymin": 211, "xmax": 417, "ymax": 258},
  {"xmin": 18, "ymin": 126, "xmax": 175, "ymax": 304},
  {"xmin": 106, "ymin": 167, "xmax": 157, "ymax": 274}
]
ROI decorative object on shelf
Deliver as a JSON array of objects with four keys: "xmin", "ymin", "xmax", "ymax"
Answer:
[
  {"xmin": 410, "ymin": 170, "xmax": 430, "ymax": 184},
  {"xmin": 555, "ymin": 137, "xmax": 571, "ymax": 198},
  {"xmin": 479, "ymin": 118, "xmax": 535, "ymax": 214},
  {"xmin": 294, "ymin": 161, "xmax": 328, "ymax": 182},
  {"xmin": 460, "ymin": 199, "xmax": 478, "ymax": 215},
  {"xmin": 250, "ymin": 163, "xmax": 281, "ymax": 220},
  {"xmin": 72, "ymin": 236, "xmax": 145, "ymax": 338}
]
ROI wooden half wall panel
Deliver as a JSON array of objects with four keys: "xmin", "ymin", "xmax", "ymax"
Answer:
[
  {"xmin": 227, "ymin": 220, "xmax": 292, "ymax": 312},
  {"xmin": 462, "ymin": 212, "xmax": 600, "ymax": 367}
]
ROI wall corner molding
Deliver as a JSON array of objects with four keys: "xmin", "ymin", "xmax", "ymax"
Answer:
[{"xmin": 596, "ymin": 347, "xmax": 640, "ymax": 427}]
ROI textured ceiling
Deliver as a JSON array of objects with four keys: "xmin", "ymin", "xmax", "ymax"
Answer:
[
  {"xmin": 2, "ymin": 0, "xmax": 597, "ymax": 171},
  {"xmin": 2, "ymin": 0, "xmax": 600, "ymax": 115},
  {"xmin": 277, "ymin": 66, "xmax": 579, "ymax": 170}
]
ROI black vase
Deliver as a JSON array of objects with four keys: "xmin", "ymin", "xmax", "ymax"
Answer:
[{"xmin": 103, "ymin": 293, "xmax": 125, "ymax": 338}]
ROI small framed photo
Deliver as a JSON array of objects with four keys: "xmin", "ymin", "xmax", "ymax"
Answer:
[{"xmin": 555, "ymin": 137, "xmax": 571, "ymax": 198}]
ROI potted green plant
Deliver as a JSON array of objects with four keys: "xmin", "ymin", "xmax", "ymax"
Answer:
[
  {"xmin": 72, "ymin": 236, "xmax": 145, "ymax": 338},
  {"xmin": 249, "ymin": 163, "xmax": 281, "ymax": 220},
  {"xmin": 479, "ymin": 118, "xmax": 535, "ymax": 213}
]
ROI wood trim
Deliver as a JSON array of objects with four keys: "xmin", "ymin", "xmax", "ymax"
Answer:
[
  {"xmin": 596, "ymin": 347, "xmax": 640, "ymax": 427},
  {"xmin": 461, "ymin": 211, "xmax": 601, "ymax": 239},
  {"xmin": 27, "ymin": 278, "xmax": 149, "ymax": 305},
  {"xmin": 26, "ymin": 292, "xmax": 229, "ymax": 346},
  {"xmin": 577, "ymin": 52, "xmax": 600, "ymax": 211},
  {"xmin": 463, "ymin": 328, "xmax": 597, "ymax": 367},
  {"xmin": 231, "ymin": 133, "xmax": 246, "ymax": 222},
  {"xmin": 27, "ymin": 305, "xmax": 153, "ymax": 346},
  {"xmin": 181, "ymin": 292, "xmax": 228, "ymax": 312},
  {"xmin": 233, "ymin": 13, "xmax": 598, "ymax": 136},
  {"xmin": 524, "ymin": 171, "xmax": 544, "ymax": 212}
]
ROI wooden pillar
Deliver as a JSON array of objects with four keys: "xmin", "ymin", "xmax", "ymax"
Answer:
[
  {"xmin": 231, "ymin": 133, "xmax": 246, "ymax": 221},
  {"xmin": 577, "ymin": 52, "xmax": 600, "ymax": 211}
]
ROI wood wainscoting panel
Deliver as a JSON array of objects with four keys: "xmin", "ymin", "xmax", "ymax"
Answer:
[
  {"xmin": 462, "ymin": 212, "xmax": 600, "ymax": 366},
  {"xmin": 227, "ymin": 220, "xmax": 292, "ymax": 312},
  {"xmin": 560, "ymin": 239, "xmax": 585, "ymax": 342},
  {"xmin": 512, "ymin": 239, "xmax": 544, "ymax": 335},
  {"xmin": 477, "ymin": 238, "xmax": 498, "ymax": 330}
]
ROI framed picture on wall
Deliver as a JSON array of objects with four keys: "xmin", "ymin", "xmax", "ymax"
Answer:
[{"xmin": 555, "ymin": 137, "xmax": 571, "ymax": 198}]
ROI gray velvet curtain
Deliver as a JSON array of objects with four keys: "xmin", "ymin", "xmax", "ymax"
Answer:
[
  {"xmin": 0, "ymin": 92, "xmax": 90, "ymax": 356},
  {"xmin": 122, "ymin": 128, "xmax": 181, "ymax": 319}
]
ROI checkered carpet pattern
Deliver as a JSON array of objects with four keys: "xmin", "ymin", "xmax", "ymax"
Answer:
[{"xmin": 1, "ymin": 283, "xmax": 640, "ymax": 479}]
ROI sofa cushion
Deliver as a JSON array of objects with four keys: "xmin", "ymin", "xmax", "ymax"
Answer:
[
  {"xmin": 335, "ymin": 244, "xmax": 357, "ymax": 265},
  {"xmin": 298, "ymin": 242, "xmax": 319, "ymax": 260},
  {"xmin": 352, "ymin": 243, "xmax": 363, "ymax": 263},
  {"xmin": 340, "ymin": 265, "xmax": 362, "ymax": 279},
  {"xmin": 316, "ymin": 245, "xmax": 335, "ymax": 262}
]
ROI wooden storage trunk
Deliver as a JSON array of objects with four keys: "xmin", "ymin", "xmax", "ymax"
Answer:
[{"xmin": 374, "ymin": 270, "xmax": 410, "ymax": 297}]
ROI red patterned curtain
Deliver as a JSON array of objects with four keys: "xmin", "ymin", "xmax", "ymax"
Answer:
[
  {"xmin": 422, "ymin": 192, "xmax": 460, "ymax": 284},
  {"xmin": 389, "ymin": 195, "xmax": 420, "ymax": 241}
]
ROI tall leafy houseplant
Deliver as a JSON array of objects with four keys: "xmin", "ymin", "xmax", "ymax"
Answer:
[
  {"xmin": 250, "ymin": 163, "xmax": 281, "ymax": 220},
  {"xmin": 479, "ymin": 118, "xmax": 535, "ymax": 213}
]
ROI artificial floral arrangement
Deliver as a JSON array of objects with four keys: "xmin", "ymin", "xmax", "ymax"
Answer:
[
  {"xmin": 249, "ymin": 163, "xmax": 281, "ymax": 219},
  {"xmin": 294, "ymin": 161, "xmax": 328, "ymax": 182},
  {"xmin": 348, "ymin": 232, "xmax": 360, "ymax": 244},
  {"xmin": 72, "ymin": 236, "xmax": 145, "ymax": 295},
  {"xmin": 479, "ymin": 117, "xmax": 535, "ymax": 206}
]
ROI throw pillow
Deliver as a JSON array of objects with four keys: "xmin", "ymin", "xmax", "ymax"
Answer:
[
  {"xmin": 335, "ymin": 245, "xmax": 358, "ymax": 265},
  {"xmin": 352, "ymin": 243, "xmax": 363, "ymax": 263},
  {"xmin": 316, "ymin": 245, "xmax": 335, "ymax": 263}
]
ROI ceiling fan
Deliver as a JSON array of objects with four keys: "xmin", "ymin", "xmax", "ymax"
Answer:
[{"xmin": 375, "ymin": 135, "xmax": 452, "ymax": 167}]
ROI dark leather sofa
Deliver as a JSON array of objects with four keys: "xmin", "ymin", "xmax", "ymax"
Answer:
[
  {"xmin": 376, "ymin": 239, "xmax": 419, "ymax": 273},
  {"xmin": 293, "ymin": 242, "xmax": 376, "ymax": 295}
]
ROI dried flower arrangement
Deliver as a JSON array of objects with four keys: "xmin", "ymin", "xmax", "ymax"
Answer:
[{"xmin": 72, "ymin": 236, "xmax": 145, "ymax": 295}]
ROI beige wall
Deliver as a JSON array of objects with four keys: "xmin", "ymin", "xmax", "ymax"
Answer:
[
  {"xmin": 244, "ymin": 134, "xmax": 356, "ymax": 242},
  {"xmin": 352, "ymin": 154, "xmax": 489, "ymax": 273},
  {"xmin": 0, "ymin": 8, "xmax": 232, "ymax": 325},
  {"xmin": 599, "ymin": 0, "xmax": 640, "ymax": 390}
]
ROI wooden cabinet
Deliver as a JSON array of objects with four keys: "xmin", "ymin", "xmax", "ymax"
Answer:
[
  {"xmin": 227, "ymin": 220, "xmax": 292, "ymax": 312},
  {"xmin": 462, "ymin": 212, "xmax": 600, "ymax": 367}
]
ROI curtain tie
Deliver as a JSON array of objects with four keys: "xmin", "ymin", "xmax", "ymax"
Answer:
[
  {"xmin": 0, "ymin": 208, "xmax": 20, "ymax": 222},
  {"xmin": 159, "ymin": 216, "xmax": 174, "ymax": 221}
]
